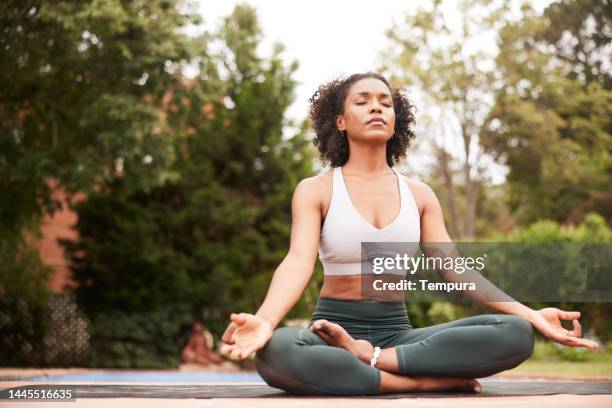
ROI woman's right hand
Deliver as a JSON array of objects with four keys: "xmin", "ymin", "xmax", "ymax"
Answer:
[{"xmin": 220, "ymin": 313, "xmax": 274, "ymax": 360}]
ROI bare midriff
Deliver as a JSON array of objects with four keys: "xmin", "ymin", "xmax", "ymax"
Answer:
[
  {"xmin": 320, "ymin": 274, "xmax": 407, "ymax": 302},
  {"xmin": 319, "ymin": 275, "xmax": 363, "ymax": 300}
]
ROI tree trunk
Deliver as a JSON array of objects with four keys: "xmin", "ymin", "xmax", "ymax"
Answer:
[{"xmin": 435, "ymin": 144, "xmax": 460, "ymax": 238}]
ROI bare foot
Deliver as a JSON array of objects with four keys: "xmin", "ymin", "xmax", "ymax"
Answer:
[
  {"xmin": 309, "ymin": 319, "xmax": 374, "ymax": 364},
  {"xmin": 412, "ymin": 377, "xmax": 481, "ymax": 393},
  {"xmin": 379, "ymin": 371, "xmax": 481, "ymax": 394}
]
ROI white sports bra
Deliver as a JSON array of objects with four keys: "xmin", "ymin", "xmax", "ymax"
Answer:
[{"xmin": 318, "ymin": 166, "xmax": 421, "ymax": 276}]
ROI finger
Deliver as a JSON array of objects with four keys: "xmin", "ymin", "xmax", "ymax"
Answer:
[
  {"xmin": 222, "ymin": 322, "xmax": 238, "ymax": 344},
  {"xmin": 220, "ymin": 344, "xmax": 235, "ymax": 356},
  {"xmin": 311, "ymin": 324, "xmax": 329, "ymax": 335},
  {"xmin": 313, "ymin": 328, "xmax": 333, "ymax": 343},
  {"xmin": 552, "ymin": 335, "xmax": 578, "ymax": 348},
  {"xmin": 309, "ymin": 319, "xmax": 325, "ymax": 330},
  {"xmin": 311, "ymin": 323, "xmax": 327, "ymax": 334},
  {"xmin": 221, "ymin": 344, "xmax": 241, "ymax": 355},
  {"xmin": 229, "ymin": 346, "xmax": 244, "ymax": 360},
  {"xmin": 239, "ymin": 346, "xmax": 253, "ymax": 359},
  {"xmin": 239, "ymin": 344, "xmax": 256, "ymax": 359},
  {"xmin": 571, "ymin": 319, "xmax": 582, "ymax": 338},
  {"xmin": 558, "ymin": 310, "xmax": 580, "ymax": 320},
  {"xmin": 580, "ymin": 338, "xmax": 599, "ymax": 350},
  {"xmin": 558, "ymin": 334, "xmax": 598, "ymax": 350},
  {"xmin": 230, "ymin": 313, "xmax": 248, "ymax": 325},
  {"xmin": 312, "ymin": 320, "xmax": 331, "ymax": 332},
  {"xmin": 575, "ymin": 339, "xmax": 598, "ymax": 350},
  {"xmin": 307, "ymin": 320, "xmax": 318, "ymax": 330}
]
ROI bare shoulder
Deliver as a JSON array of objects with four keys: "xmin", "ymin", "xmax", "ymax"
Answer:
[
  {"xmin": 396, "ymin": 173, "xmax": 438, "ymax": 215},
  {"xmin": 402, "ymin": 176, "xmax": 435, "ymax": 196},
  {"xmin": 293, "ymin": 169, "xmax": 333, "ymax": 206}
]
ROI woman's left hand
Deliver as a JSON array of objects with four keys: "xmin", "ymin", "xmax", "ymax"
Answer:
[{"xmin": 529, "ymin": 307, "xmax": 599, "ymax": 350}]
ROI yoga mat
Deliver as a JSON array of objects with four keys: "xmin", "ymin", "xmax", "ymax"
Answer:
[{"xmin": 2, "ymin": 382, "xmax": 612, "ymax": 399}]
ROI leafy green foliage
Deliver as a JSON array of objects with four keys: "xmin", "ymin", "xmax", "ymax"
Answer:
[
  {"xmin": 60, "ymin": 4, "xmax": 316, "ymax": 367},
  {"xmin": 381, "ymin": 0, "xmax": 506, "ymax": 239},
  {"xmin": 481, "ymin": 212, "xmax": 612, "ymax": 342},
  {"xmin": 0, "ymin": 0, "xmax": 198, "ymax": 296},
  {"xmin": 539, "ymin": 0, "xmax": 611, "ymax": 89},
  {"xmin": 501, "ymin": 212, "xmax": 612, "ymax": 243},
  {"xmin": 480, "ymin": 1, "xmax": 611, "ymax": 224},
  {"xmin": 85, "ymin": 304, "xmax": 193, "ymax": 369},
  {"xmin": 0, "ymin": 296, "xmax": 48, "ymax": 366},
  {"xmin": 531, "ymin": 339, "xmax": 607, "ymax": 362}
]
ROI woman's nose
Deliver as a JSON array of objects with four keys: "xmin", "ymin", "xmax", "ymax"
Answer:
[{"xmin": 369, "ymin": 101, "xmax": 383, "ymax": 113}]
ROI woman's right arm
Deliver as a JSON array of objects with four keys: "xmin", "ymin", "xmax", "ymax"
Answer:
[
  {"xmin": 220, "ymin": 177, "xmax": 323, "ymax": 358},
  {"xmin": 255, "ymin": 178, "xmax": 323, "ymax": 327}
]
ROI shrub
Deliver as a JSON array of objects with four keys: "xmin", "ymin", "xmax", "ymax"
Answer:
[{"xmin": 85, "ymin": 303, "xmax": 193, "ymax": 369}]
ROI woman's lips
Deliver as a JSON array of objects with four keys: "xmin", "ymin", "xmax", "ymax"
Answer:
[{"xmin": 366, "ymin": 117, "xmax": 387, "ymax": 125}]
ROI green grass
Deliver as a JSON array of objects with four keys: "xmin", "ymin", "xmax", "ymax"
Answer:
[
  {"xmin": 501, "ymin": 340, "xmax": 612, "ymax": 378},
  {"xmin": 505, "ymin": 360, "xmax": 612, "ymax": 378}
]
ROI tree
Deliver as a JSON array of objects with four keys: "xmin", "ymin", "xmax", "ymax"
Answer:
[
  {"xmin": 62, "ymin": 4, "xmax": 317, "ymax": 367},
  {"xmin": 480, "ymin": 1, "xmax": 611, "ymax": 224},
  {"xmin": 0, "ymin": 0, "xmax": 199, "ymax": 297},
  {"xmin": 381, "ymin": 0, "xmax": 508, "ymax": 239},
  {"xmin": 539, "ymin": 0, "xmax": 611, "ymax": 89}
]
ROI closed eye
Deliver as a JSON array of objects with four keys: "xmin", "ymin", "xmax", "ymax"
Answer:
[{"xmin": 355, "ymin": 102, "xmax": 392, "ymax": 107}]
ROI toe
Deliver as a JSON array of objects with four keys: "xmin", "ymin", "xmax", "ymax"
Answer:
[
  {"xmin": 320, "ymin": 320, "xmax": 342, "ymax": 335},
  {"xmin": 310, "ymin": 319, "xmax": 327, "ymax": 331}
]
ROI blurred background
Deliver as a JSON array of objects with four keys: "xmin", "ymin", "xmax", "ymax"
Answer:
[{"xmin": 0, "ymin": 0, "xmax": 610, "ymax": 376}]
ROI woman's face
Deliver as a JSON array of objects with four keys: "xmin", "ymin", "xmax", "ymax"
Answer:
[{"xmin": 336, "ymin": 77, "xmax": 395, "ymax": 142}]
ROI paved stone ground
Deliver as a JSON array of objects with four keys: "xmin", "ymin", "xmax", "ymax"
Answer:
[
  {"xmin": 2, "ymin": 380, "xmax": 612, "ymax": 408},
  {"xmin": 2, "ymin": 366, "xmax": 612, "ymax": 408},
  {"xmin": 0, "ymin": 395, "xmax": 610, "ymax": 408}
]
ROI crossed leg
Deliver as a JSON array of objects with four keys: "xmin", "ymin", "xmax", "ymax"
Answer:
[
  {"xmin": 255, "ymin": 326, "xmax": 479, "ymax": 395},
  {"xmin": 308, "ymin": 313, "xmax": 534, "ymax": 393}
]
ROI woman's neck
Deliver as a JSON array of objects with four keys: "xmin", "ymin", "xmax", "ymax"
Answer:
[{"xmin": 342, "ymin": 143, "xmax": 391, "ymax": 176}]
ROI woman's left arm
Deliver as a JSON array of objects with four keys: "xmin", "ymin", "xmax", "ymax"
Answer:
[{"xmin": 416, "ymin": 180, "xmax": 599, "ymax": 350}]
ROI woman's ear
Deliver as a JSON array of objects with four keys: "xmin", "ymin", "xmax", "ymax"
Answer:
[{"xmin": 336, "ymin": 115, "xmax": 345, "ymax": 132}]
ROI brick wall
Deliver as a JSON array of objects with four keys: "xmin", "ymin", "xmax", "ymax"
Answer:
[{"xmin": 38, "ymin": 180, "xmax": 84, "ymax": 293}]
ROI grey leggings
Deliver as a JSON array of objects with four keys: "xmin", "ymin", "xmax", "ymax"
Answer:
[{"xmin": 255, "ymin": 297, "xmax": 535, "ymax": 395}]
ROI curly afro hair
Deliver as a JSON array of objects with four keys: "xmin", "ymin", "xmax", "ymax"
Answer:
[{"xmin": 308, "ymin": 72, "xmax": 416, "ymax": 168}]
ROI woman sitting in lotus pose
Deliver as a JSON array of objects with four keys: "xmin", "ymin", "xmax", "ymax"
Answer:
[{"xmin": 219, "ymin": 72, "xmax": 598, "ymax": 395}]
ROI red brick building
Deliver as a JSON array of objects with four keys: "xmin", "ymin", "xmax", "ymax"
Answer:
[{"xmin": 38, "ymin": 180, "xmax": 83, "ymax": 293}]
